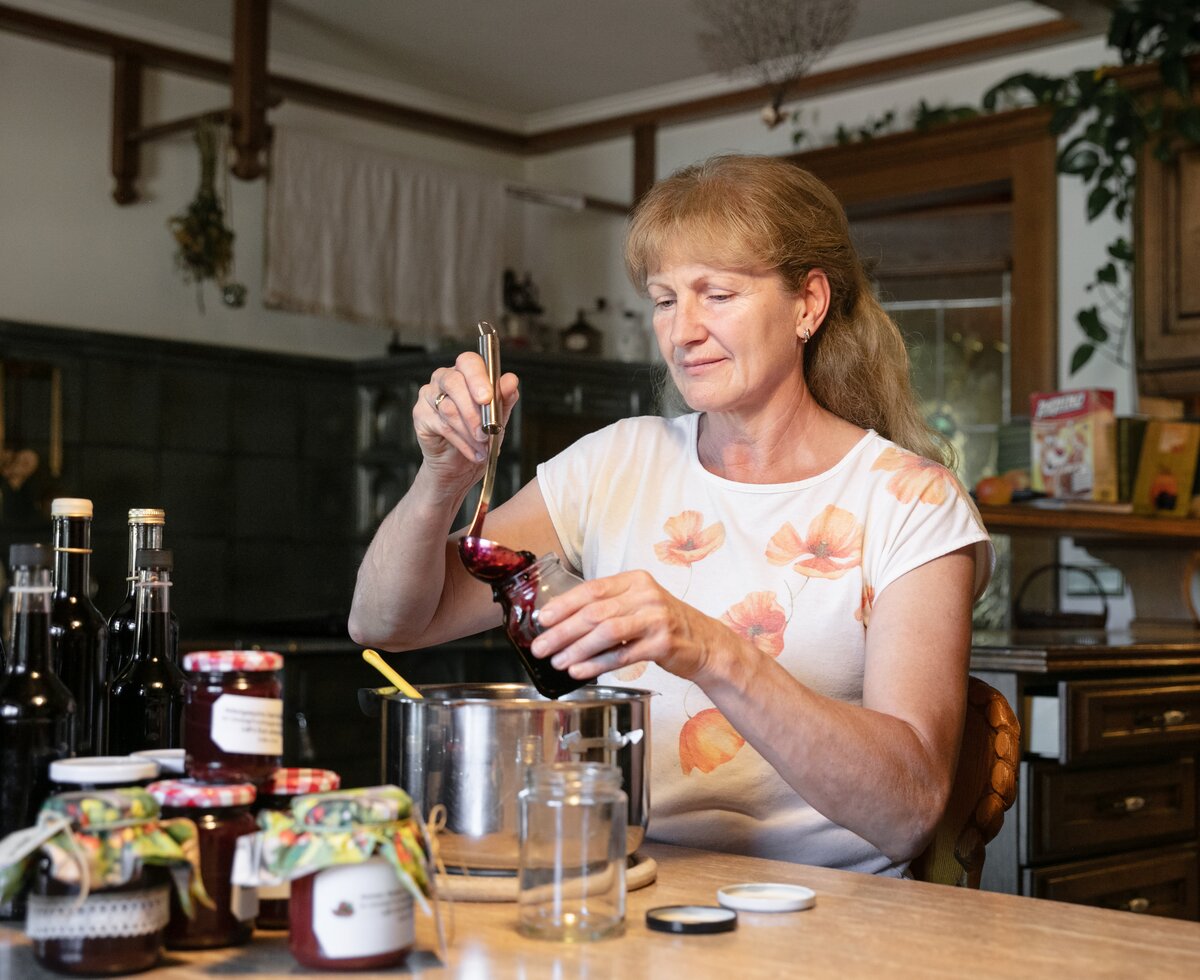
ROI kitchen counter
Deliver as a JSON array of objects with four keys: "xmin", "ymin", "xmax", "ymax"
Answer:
[{"xmin": 4, "ymin": 841, "xmax": 1199, "ymax": 978}]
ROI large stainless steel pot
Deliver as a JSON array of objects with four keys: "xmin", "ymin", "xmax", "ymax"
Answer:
[{"xmin": 360, "ymin": 682, "xmax": 652, "ymax": 871}]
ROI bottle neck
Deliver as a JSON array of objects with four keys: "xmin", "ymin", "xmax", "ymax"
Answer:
[
  {"xmin": 9, "ymin": 567, "xmax": 54, "ymax": 673},
  {"xmin": 52, "ymin": 515, "xmax": 92, "ymax": 599},
  {"xmin": 132, "ymin": 569, "xmax": 172, "ymax": 662},
  {"xmin": 126, "ymin": 522, "xmax": 165, "ymax": 594}
]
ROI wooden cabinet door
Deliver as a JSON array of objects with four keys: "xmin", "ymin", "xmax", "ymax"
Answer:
[{"xmin": 1136, "ymin": 144, "xmax": 1200, "ymax": 393}]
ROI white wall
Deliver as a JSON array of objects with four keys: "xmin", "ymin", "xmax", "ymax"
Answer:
[
  {"xmin": 0, "ymin": 30, "xmax": 526, "ymax": 360},
  {"xmin": 0, "ymin": 25, "xmax": 1135, "ymax": 412}
]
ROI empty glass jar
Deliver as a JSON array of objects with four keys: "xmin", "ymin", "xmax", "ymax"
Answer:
[{"xmin": 517, "ymin": 762, "xmax": 626, "ymax": 942}]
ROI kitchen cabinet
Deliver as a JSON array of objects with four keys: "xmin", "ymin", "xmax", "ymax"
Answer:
[
  {"xmin": 1136, "ymin": 142, "xmax": 1200, "ymax": 404},
  {"xmin": 355, "ymin": 350, "xmax": 660, "ymax": 536},
  {"xmin": 972, "ymin": 628, "xmax": 1200, "ymax": 920}
]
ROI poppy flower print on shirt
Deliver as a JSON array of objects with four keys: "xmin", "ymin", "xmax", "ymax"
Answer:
[
  {"xmin": 653, "ymin": 510, "xmax": 726, "ymax": 566},
  {"xmin": 679, "ymin": 708, "xmax": 746, "ymax": 774},
  {"xmin": 766, "ymin": 504, "xmax": 863, "ymax": 580},
  {"xmin": 720, "ymin": 591, "xmax": 787, "ymax": 657},
  {"xmin": 854, "ymin": 583, "xmax": 875, "ymax": 626},
  {"xmin": 871, "ymin": 447, "xmax": 954, "ymax": 506}
]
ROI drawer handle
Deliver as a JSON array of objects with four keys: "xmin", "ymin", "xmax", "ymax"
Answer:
[
  {"xmin": 1133, "ymin": 708, "xmax": 1190, "ymax": 728},
  {"xmin": 1120, "ymin": 897, "xmax": 1151, "ymax": 914},
  {"xmin": 1109, "ymin": 795, "xmax": 1147, "ymax": 814}
]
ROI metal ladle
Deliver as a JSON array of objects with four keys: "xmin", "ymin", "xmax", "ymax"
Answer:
[{"xmin": 457, "ymin": 323, "xmax": 535, "ymax": 582}]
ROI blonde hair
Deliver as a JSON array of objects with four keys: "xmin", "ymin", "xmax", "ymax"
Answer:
[{"xmin": 625, "ymin": 154, "xmax": 950, "ymax": 466}]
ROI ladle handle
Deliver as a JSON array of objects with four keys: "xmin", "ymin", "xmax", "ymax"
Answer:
[{"xmin": 478, "ymin": 321, "xmax": 502, "ymax": 434}]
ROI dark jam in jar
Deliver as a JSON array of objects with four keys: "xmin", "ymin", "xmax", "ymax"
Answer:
[
  {"xmin": 182, "ymin": 651, "xmax": 282, "ymax": 788},
  {"xmin": 289, "ymin": 858, "xmax": 414, "ymax": 970},
  {"xmin": 496, "ymin": 554, "xmax": 591, "ymax": 699},
  {"xmin": 148, "ymin": 779, "xmax": 257, "ymax": 949},
  {"xmin": 30, "ymin": 862, "xmax": 170, "ymax": 976},
  {"xmin": 253, "ymin": 768, "xmax": 341, "ymax": 930}
]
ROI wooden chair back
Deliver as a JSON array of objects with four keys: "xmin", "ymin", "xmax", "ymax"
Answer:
[{"xmin": 910, "ymin": 676, "xmax": 1020, "ymax": 888}]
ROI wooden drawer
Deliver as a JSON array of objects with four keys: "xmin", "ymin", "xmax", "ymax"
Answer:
[
  {"xmin": 1024, "ymin": 844, "xmax": 1199, "ymax": 920},
  {"xmin": 1062, "ymin": 676, "xmax": 1200, "ymax": 763},
  {"xmin": 1022, "ymin": 757, "xmax": 1197, "ymax": 862}
]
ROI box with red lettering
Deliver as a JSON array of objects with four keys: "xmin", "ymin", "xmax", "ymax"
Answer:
[{"xmin": 1029, "ymin": 389, "xmax": 1117, "ymax": 501}]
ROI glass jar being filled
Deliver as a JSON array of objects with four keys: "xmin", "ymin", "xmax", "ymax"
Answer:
[
  {"xmin": 518, "ymin": 762, "xmax": 627, "ymax": 942},
  {"xmin": 0, "ymin": 788, "xmax": 208, "ymax": 977},
  {"xmin": 252, "ymin": 768, "xmax": 341, "ymax": 930},
  {"xmin": 182, "ymin": 650, "xmax": 283, "ymax": 787},
  {"xmin": 496, "ymin": 554, "xmax": 593, "ymax": 699},
  {"xmin": 148, "ymin": 779, "xmax": 258, "ymax": 949}
]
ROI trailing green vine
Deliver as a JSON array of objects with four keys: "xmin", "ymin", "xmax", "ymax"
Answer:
[{"xmin": 791, "ymin": 0, "xmax": 1200, "ymax": 375}]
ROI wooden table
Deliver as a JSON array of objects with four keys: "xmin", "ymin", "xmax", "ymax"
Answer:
[{"xmin": 4, "ymin": 842, "xmax": 1200, "ymax": 978}]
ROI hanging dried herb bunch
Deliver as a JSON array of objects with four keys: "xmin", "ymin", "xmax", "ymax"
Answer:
[{"xmin": 168, "ymin": 120, "xmax": 235, "ymax": 308}]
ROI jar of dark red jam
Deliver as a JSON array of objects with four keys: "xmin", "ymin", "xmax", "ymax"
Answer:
[
  {"xmin": 31, "ymin": 863, "xmax": 170, "ymax": 977},
  {"xmin": 290, "ymin": 856, "xmax": 414, "ymax": 970},
  {"xmin": 253, "ymin": 768, "xmax": 341, "ymax": 930},
  {"xmin": 182, "ymin": 650, "xmax": 283, "ymax": 787},
  {"xmin": 148, "ymin": 779, "xmax": 258, "ymax": 949},
  {"xmin": 9, "ymin": 788, "xmax": 208, "ymax": 977},
  {"xmin": 255, "ymin": 787, "xmax": 428, "ymax": 970},
  {"xmin": 47, "ymin": 757, "xmax": 159, "ymax": 795}
]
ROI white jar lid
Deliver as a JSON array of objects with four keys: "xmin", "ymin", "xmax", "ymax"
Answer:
[
  {"xmin": 132, "ymin": 748, "xmax": 185, "ymax": 775},
  {"xmin": 716, "ymin": 882, "xmax": 816, "ymax": 913},
  {"xmin": 49, "ymin": 756, "xmax": 159, "ymax": 785}
]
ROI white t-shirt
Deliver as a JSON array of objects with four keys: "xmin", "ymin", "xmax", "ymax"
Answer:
[{"xmin": 536, "ymin": 413, "xmax": 993, "ymax": 875}]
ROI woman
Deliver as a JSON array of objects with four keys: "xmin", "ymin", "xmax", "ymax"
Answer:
[{"xmin": 349, "ymin": 154, "xmax": 992, "ymax": 876}]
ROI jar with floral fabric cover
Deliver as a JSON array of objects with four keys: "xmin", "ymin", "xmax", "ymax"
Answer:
[
  {"xmin": 148, "ymin": 779, "xmax": 258, "ymax": 950},
  {"xmin": 0, "ymin": 787, "xmax": 209, "ymax": 976},
  {"xmin": 251, "ymin": 767, "xmax": 341, "ymax": 929},
  {"xmin": 240, "ymin": 785, "xmax": 434, "ymax": 970}
]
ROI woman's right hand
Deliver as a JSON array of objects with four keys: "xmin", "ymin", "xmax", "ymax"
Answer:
[{"xmin": 414, "ymin": 350, "xmax": 520, "ymax": 490}]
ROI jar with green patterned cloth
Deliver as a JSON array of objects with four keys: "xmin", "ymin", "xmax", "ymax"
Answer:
[
  {"xmin": 243, "ymin": 784, "xmax": 434, "ymax": 971},
  {"xmin": 0, "ymin": 787, "xmax": 210, "ymax": 976}
]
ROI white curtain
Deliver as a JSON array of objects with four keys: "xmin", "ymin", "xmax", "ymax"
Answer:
[{"xmin": 265, "ymin": 127, "xmax": 506, "ymax": 346}]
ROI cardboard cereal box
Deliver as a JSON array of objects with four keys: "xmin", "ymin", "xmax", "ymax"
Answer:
[{"xmin": 1029, "ymin": 389, "xmax": 1117, "ymax": 501}]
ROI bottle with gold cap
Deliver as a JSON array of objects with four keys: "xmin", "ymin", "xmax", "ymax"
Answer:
[
  {"xmin": 108, "ymin": 508, "xmax": 179, "ymax": 678},
  {"xmin": 50, "ymin": 497, "xmax": 109, "ymax": 756}
]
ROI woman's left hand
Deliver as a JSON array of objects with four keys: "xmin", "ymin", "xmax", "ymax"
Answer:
[{"xmin": 529, "ymin": 569, "xmax": 731, "ymax": 682}]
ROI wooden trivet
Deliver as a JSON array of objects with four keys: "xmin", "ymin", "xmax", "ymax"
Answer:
[{"xmin": 434, "ymin": 852, "xmax": 657, "ymax": 903}]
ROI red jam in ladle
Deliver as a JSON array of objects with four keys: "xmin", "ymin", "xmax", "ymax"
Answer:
[{"xmin": 457, "ymin": 536, "xmax": 536, "ymax": 582}]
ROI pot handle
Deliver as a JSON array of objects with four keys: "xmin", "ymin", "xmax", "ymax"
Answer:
[
  {"xmin": 357, "ymin": 686, "xmax": 392, "ymax": 718},
  {"xmin": 559, "ymin": 728, "xmax": 644, "ymax": 753}
]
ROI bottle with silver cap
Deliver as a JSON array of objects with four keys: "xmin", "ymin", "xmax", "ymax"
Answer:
[
  {"xmin": 108, "ymin": 509, "xmax": 179, "ymax": 678},
  {"xmin": 50, "ymin": 497, "xmax": 109, "ymax": 756},
  {"xmin": 107, "ymin": 549, "xmax": 185, "ymax": 756}
]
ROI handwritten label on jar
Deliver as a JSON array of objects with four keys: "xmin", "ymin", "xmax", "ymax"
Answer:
[
  {"xmin": 311, "ymin": 860, "xmax": 413, "ymax": 959},
  {"xmin": 210, "ymin": 693, "xmax": 283, "ymax": 756}
]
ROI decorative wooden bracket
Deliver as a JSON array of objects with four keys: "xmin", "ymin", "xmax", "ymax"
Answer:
[{"xmin": 109, "ymin": 0, "xmax": 271, "ymax": 204}]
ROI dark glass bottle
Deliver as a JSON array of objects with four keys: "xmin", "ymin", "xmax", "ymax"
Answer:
[
  {"xmin": 107, "ymin": 550, "xmax": 186, "ymax": 756},
  {"xmin": 108, "ymin": 509, "xmax": 179, "ymax": 678},
  {"xmin": 0, "ymin": 543, "xmax": 76, "ymax": 920},
  {"xmin": 50, "ymin": 498, "xmax": 109, "ymax": 757}
]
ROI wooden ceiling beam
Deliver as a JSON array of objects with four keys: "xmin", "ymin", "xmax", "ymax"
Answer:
[
  {"xmin": 0, "ymin": 3, "xmax": 1110, "ymax": 159},
  {"xmin": 230, "ymin": 0, "xmax": 270, "ymax": 180}
]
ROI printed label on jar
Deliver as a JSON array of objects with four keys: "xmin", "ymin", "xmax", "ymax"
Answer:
[
  {"xmin": 311, "ymin": 860, "xmax": 413, "ymax": 960},
  {"xmin": 210, "ymin": 693, "xmax": 284, "ymax": 755},
  {"xmin": 26, "ymin": 887, "xmax": 170, "ymax": 939}
]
